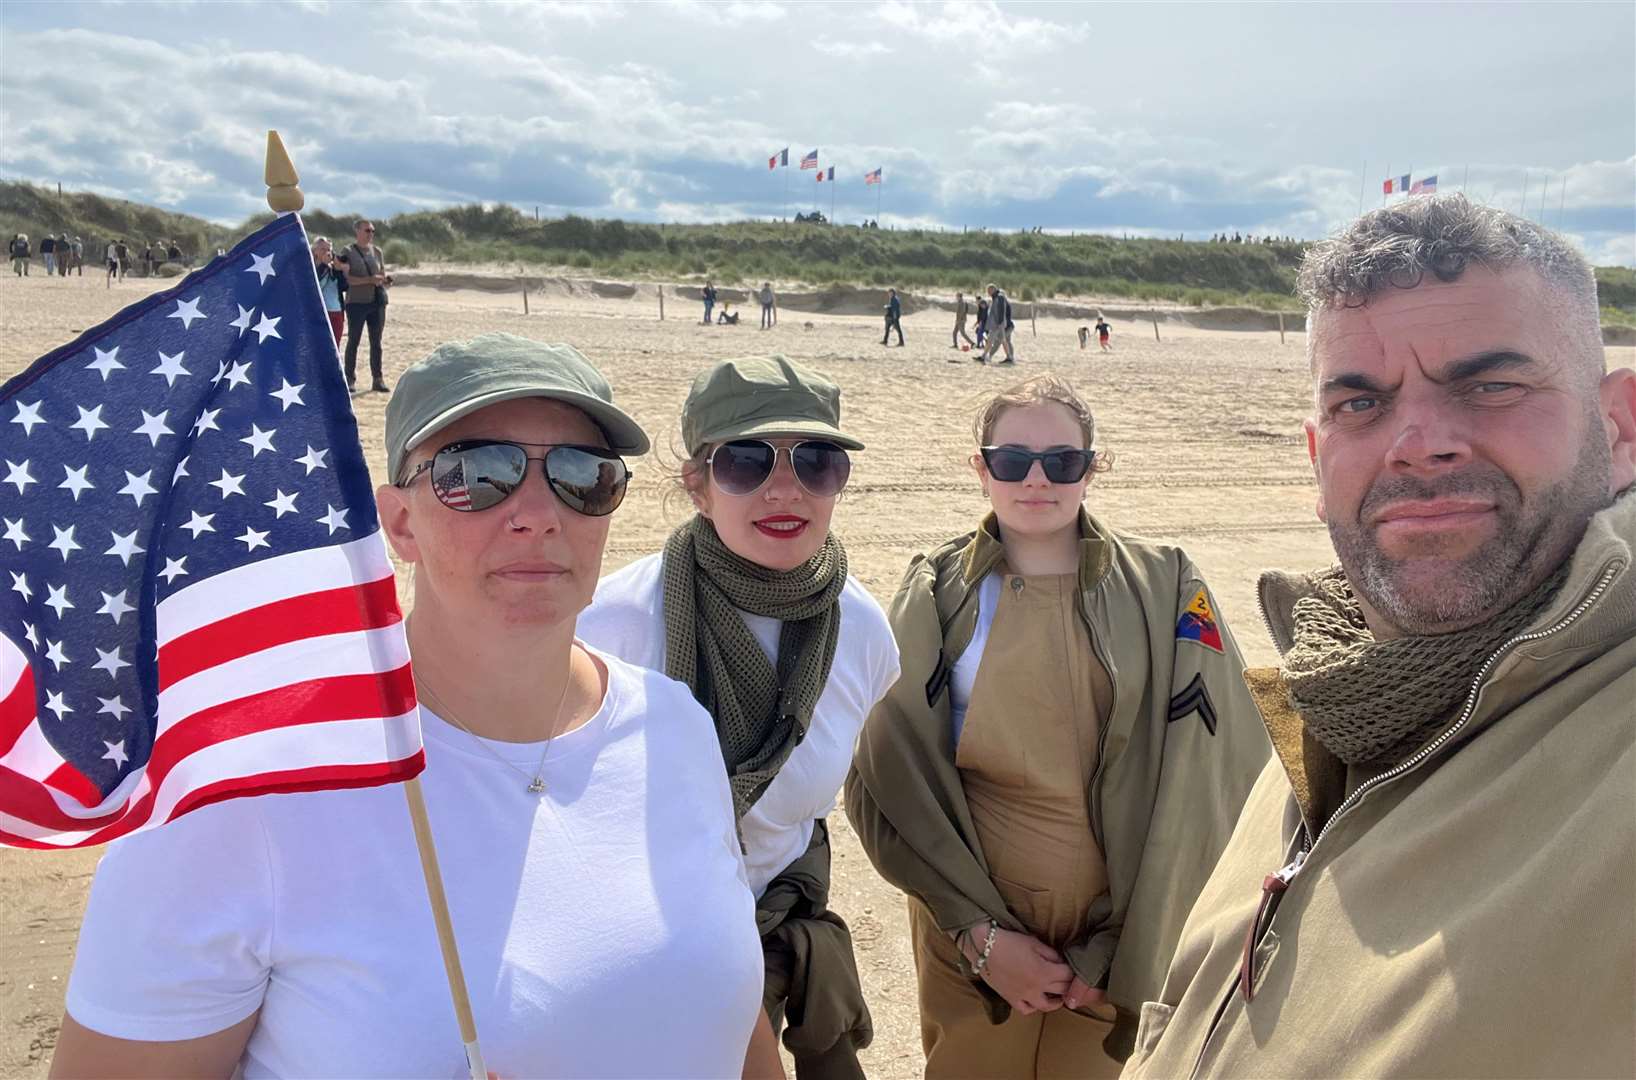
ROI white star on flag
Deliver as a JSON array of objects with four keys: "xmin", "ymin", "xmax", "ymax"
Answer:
[
  {"xmin": 98, "ymin": 589, "xmax": 135, "ymax": 624},
  {"xmin": 70, "ymin": 405, "xmax": 109, "ymax": 440},
  {"xmin": 48, "ymin": 525, "xmax": 81, "ymax": 562},
  {"xmin": 192, "ymin": 408, "xmax": 222, "ymax": 435},
  {"xmin": 246, "ymin": 252, "xmax": 276, "ymax": 284},
  {"xmin": 119, "ymin": 469, "xmax": 158, "ymax": 506},
  {"xmin": 318, "ymin": 504, "xmax": 350, "ymax": 535},
  {"xmin": 251, "ymin": 313, "xmax": 282, "ymax": 344},
  {"xmin": 222, "ymin": 361, "xmax": 253, "ymax": 389},
  {"xmin": 180, "ymin": 510, "xmax": 215, "ymax": 537},
  {"xmin": 209, "ymin": 469, "xmax": 247, "ymax": 498},
  {"xmin": 11, "ymin": 400, "xmax": 45, "ymax": 435},
  {"xmin": 168, "ymin": 296, "xmax": 208, "ymax": 329},
  {"xmin": 158, "ymin": 556, "xmax": 188, "ymax": 583},
  {"xmin": 269, "ymin": 379, "xmax": 306, "ymax": 411},
  {"xmin": 9, "ymin": 571, "xmax": 31, "ymax": 601},
  {"xmin": 45, "ymin": 692, "xmax": 72, "ymax": 721},
  {"xmin": 295, "ymin": 445, "xmax": 329, "ymax": 474},
  {"xmin": 230, "ymin": 304, "xmax": 255, "ymax": 337},
  {"xmin": 3, "ymin": 517, "xmax": 28, "ymax": 548},
  {"xmin": 98, "ymin": 697, "xmax": 131, "ymax": 721},
  {"xmin": 105, "ymin": 529, "xmax": 145, "ymax": 565},
  {"xmin": 4, "ymin": 459, "xmax": 36, "ymax": 493},
  {"xmin": 236, "ymin": 526, "xmax": 271, "ymax": 552},
  {"xmin": 132, "ymin": 410, "xmax": 174, "ymax": 446},
  {"xmin": 241, "ymin": 425, "xmax": 277, "ymax": 457},
  {"xmin": 86, "ymin": 346, "xmax": 124, "ymax": 380},
  {"xmin": 59, "ymin": 464, "xmax": 94, "ymax": 500},
  {"xmin": 44, "ymin": 583, "xmax": 74, "ymax": 618},
  {"xmin": 102, "ymin": 740, "xmax": 130, "ymax": 768},
  {"xmin": 93, "ymin": 646, "xmax": 130, "ymax": 679},
  {"xmin": 150, "ymin": 351, "xmax": 190, "ymax": 386},
  {"xmin": 44, "ymin": 639, "xmax": 70, "ymax": 670},
  {"xmin": 264, "ymin": 490, "xmax": 299, "ymax": 518}
]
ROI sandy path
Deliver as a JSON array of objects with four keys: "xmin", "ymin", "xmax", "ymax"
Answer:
[{"xmin": 3, "ymin": 270, "xmax": 1628, "ymax": 1077}]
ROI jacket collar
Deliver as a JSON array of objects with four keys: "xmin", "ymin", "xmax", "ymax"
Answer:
[{"xmin": 960, "ymin": 509, "xmax": 1114, "ymax": 593}]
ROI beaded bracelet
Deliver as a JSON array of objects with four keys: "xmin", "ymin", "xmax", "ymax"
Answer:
[{"xmin": 970, "ymin": 920, "xmax": 998, "ymax": 979}]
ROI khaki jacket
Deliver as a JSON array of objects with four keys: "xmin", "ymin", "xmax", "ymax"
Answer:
[
  {"xmin": 1125, "ymin": 490, "xmax": 1636, "ymax": 1079},
  {"xmin": 845, "ymin": 512, "xmax": 1269, "ymax": 1026}
]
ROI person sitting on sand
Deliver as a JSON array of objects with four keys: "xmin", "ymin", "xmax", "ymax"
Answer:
[
  {"xmin": 847, "ymin": 374, "xmax": 1268, "ymax": 1079},
  {"xmin": 717, "ymin": 303, "xmax": 740, "ymax": 325}
]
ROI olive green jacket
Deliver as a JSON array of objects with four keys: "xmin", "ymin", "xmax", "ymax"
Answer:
[
  {"xmin": 1124, "ymin": 489, "xmax": 1636, "ymax": 1079},
  {"xmin": 844, "ymin": 512, "xmax": 1270, "ymax": 1027}
]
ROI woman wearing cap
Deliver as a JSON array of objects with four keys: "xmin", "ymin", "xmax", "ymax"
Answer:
[
  {"xmin": 52, "ymin": 333, "xmax": 780, "ymax": 1079},
  {"xmin": 845, "ymin": 374, "xmax": 1268, "ymax": 1078},
  {"xmin": 579, "ymin": 355, "xmax": 900, "ymax": 1080}
]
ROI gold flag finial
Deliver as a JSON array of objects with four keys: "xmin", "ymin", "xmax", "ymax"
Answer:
[{"xmin": 265, "ymin": 130, "xmax": 303, "ymax": 212}]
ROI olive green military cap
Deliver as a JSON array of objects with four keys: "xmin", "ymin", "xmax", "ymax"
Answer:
[
  {"xmin": 385, "ymin": 333, "xmax": 649, "ymax": 483},
  {"xmin": 681, "ymin": 355, "xmax": 864, "ymax": 456}
]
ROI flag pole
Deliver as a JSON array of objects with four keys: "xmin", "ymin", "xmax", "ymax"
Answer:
[
  {"xmin": 1382, "ymin": 162, "xmax": 1389, "ymax": 206},
  {"xmin": 1558, "ymin": 176, "xmax": 1568, "ymax": 230},
  {"xmin": 265, "ymin": 129, "xmax": 488, "ymax": 1080}
]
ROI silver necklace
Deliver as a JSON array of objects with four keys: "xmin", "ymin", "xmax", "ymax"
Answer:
[{"xmin": 415, "ymin": 647, "xmax": 576, "ymax": 796}]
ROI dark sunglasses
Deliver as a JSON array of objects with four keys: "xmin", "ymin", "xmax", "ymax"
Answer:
[
  {"xmin": 400, "ymin": 440, "xmax": 631, "ymax": 516},
  {"xmin": 980, "ymin": 445, "xmax": 1095, "ymax": 484},
  {"xmin": 706, "ymin": 439, "xmax": 852, "ymax": 497}
]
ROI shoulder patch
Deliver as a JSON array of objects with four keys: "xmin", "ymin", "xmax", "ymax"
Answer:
[
  {"xmin": 1176, "ymin": 585, "xmax": 1224, "ymax": 653},
  {"xmin": 1168, "ymin": 673, "xmax": 1218, "ymax": 735}
]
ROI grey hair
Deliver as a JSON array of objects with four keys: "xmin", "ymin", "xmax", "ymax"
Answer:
[{"xmin": 1299, "ymin": 194, "xmax": 1601, "ymax": 364}]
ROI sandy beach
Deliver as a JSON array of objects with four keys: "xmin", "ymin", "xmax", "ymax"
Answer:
[{"xmin": 3, "ymin": 268, "xmax": 1628, "ymax": 1077}]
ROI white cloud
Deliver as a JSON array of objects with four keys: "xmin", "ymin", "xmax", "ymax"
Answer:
[{"xmin": 812, "ymin": 38, "xmax": 892, "ymax": 58}]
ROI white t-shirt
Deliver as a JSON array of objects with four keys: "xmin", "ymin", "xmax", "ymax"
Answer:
[
  {"xmin": 578, "ymin": 553, "xmax": 901, "ymax": 896},
  {"xmin": 66, "ymin": 648, "xmax": 764, "ymax": 1080},
  {"xmin": 949, "ymin": 574, "xmax": 1003, "ymax": 746}
]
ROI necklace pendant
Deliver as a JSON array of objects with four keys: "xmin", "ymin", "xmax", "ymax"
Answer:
[{"xmin": 527, "ymin": 777, "xmax": 546, "ymax": 795}]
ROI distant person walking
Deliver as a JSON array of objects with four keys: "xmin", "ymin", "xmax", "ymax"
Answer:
[
  {"xmin": 115, "ymin": 240, "xmax": 129, "ymax": 281},
  {"xmin": 70, "ymin": 236, "xmax": 84, "ymax": 276},
  {"xmin": 974, "ymin": 296, "xmax": 989, "ymax": 348},
  {"xmin": 338, "ymin": 219, "xmax": 392, "ymax": 393},
  {"xmin": 9, "ymin": 234, "xmax": 29, "ymax": 276},
  {"xmin": 952, "ymin": 291, "xmax": 975, "ymax": 349},
  {"xmin": 312, "ymin": 236, "xmax": 347, "ymax": 345},
  {"xmin": 702, "ymin": 280, "xmax": 718, "ymax": 324},
  {"xmin": 103, "ymin": 240, "xmax": 119, "ymax": 284},
  {"xmin": 141, "ymin": 242, "xmax": 155, "ymax": 276},
  {"xmin": 1094, "ymin": 317, "xmax": 1112, "ymax": 352},
  {"xmin": 40, "ymin": 234, "xmax": 56, "ymax": 276},
  {"xmin": 166, "ymin": 240, "xmax": 182, "ymax": 264},
  {"xmin": 56, "ymin": 234, "xmax": 71, "ymax": 276},
  {"xmin": 759, "ymin": 281, "xmax": 776, "ymax": 329},
  {"xmin": 979, "ymin": 283, "xmax": 1016, "ymax": 365},
  {"xmin": 882, "ymin": 287, "xmax": 905, "ymax": 346}
]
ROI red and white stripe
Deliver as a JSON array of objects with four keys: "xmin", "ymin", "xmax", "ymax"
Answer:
[{"xmin": 0, "ymin": 533, "xmax": 423, "ymax": 849}]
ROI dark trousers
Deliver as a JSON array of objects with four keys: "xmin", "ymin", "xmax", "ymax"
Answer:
[
  {"xmin": 882, "ymin": 312, "xmax": 903, "ymax": 345},
  {"xmin": 761, "ymin": 302, "xmax": 775, "ymax": 328},
  {"xmin": 344, "ymin": 301, "xmax": 386, "ymax": 385}
]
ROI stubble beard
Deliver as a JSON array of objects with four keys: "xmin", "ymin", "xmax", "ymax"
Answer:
[{"xmin": 1330, "ymin": 417, "xmax": 1612, "ymax": 636}]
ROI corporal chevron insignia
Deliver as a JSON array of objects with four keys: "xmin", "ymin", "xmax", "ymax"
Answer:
[
  {"xmin": 1168, "ymin": 673, "xmax": 1218, "ymax": 735},
  {"xmin": 1176, "ymin": 585, "xmax": 1224, "ymax": 653}
]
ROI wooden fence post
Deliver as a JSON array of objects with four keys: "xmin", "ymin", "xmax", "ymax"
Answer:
[
  {"xmin": 521, "ymin": 283, "xmax": 529, "ymax": 315},
  {"xmin": 1278, "ymin": 311, "xmax": 1285, "ymax": 344},
  {"xmin": 1152, "ymin": 312, "xmax": 1161, "ymax": 342},
  {"xmin": 658, "ymin": 288, "xmax": 665, "ymax": 321},
  {"xmin": 1031, "ymin": 304, "xmax": 1037, "ymax": 338}
]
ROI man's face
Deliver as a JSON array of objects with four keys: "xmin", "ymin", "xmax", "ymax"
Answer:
[
  {"xmin": 355, "ymin": 222, "xmax": 374, "ymax": 245},
  {"xmin": 1305, "ymin": 265, "xmax": 1614, "ymax": 637}
]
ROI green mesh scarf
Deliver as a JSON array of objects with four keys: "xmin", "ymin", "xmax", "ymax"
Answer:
[{"xmin": 662, "ymin": 515, "xmax": 847, "ymax": 819}]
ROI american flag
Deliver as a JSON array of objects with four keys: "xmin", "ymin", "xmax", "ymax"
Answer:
[
  {"xmin": 800, "ymin": 149, "xmax": 819, "ymax": 170},
  {"xmin": 1410, "ymin": 175, "xmax": 1438, "ymax": 195},
  {"xmin": 865, "ymin": 168, "xmax": 882, "ymax": 185},
  {"xmin": 0, "ymin": 214, "xmax": 424, "ymax": 849}
]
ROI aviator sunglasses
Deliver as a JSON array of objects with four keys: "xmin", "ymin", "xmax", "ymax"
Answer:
[
  {"xmin": 980, "ymin": 445, "xmax": 1096, "ymax": 484},
  {"xmin": 400, "ymin": 439, "xmax": 631, "ymax": 516},
  {"xmin": 706, "ymin": 439, "xmax": 852, "ymax": 498}
]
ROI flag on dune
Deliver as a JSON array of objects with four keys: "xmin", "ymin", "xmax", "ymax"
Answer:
[
  {"xmin": 0, "ymin": 213, "xmax": 423, "ymax": 849},
  {"xmin": 800, "ymin": 150, "xmax": 819, "ymax": 170},
  {"xmin": 768, "ymin": 148, "xmax": 788, "ymax": 170},
  {"xmin": 1383, "ymin": 173, "xmax": 1413, "ymax": 195},
  {"xmin": 817, "ymin": 166, "xmax": 834, "ymax": 183},
  {"xmin": 865, "ymin": 168, "xmax": 882, "ymax": 185},
  {"xmin": 826, "ymin": 166, "xmax": 834, "ymax": 181},
  {"xmin": 1410, "ymin": 175, "xmax": 1438, "ymax": 195}
]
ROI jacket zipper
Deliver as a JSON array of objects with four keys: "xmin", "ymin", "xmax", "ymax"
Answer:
[
  {"xmin": 1078, "ymin": 593, "xmax": 1118, "ymax": 854},
  {"xmin": 1189, "ymin": 561, "xmax": 1621, "ymax": 1078}
]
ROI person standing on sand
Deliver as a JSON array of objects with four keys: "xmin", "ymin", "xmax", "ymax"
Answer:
[
  {"xmin": 952, "ymin": 292, "xmax": 975, "ymax": 349},
  {"xmin": 580, "ymin": 355, "xmax": 899, "ymax": 1080},
  {"xmin": 70, "ymin": 237, "xmax": 84, "ymax": 276},
  {"xmin": 1123, "ymin": 194, "xmax": 1636, "ymax": 1079},
  {"xmin": 56, "ymin": 234, "xmax": 70, "ymax": 277},
  {"xmin": 40, "ymin": 233, "xmax": 55, "ymax": 276},
  {"xmin": 882, "ymin": 288, "xmax": 904, "ymax": 347},
  {"xmin": 760, "ymin": 282, "xmax": 777, "ymax": 329},
  {"xmin": 338, "ymin": 219, "xmax": 392, "ymax": 394},
  {"xmin": 115, "ymin": 240, "xmax": 129, "ymax": 281},
  {"xmin": 974, "ymin": 296, "xmax": 989, "ymax": 349},
  {"xmin": 1095, "ymin": 317, "xmax": 1112, "ymax": 352},
  {"xmin": 703, "ymin": 280, "xmax": 718, "ymax": 324},
  {"xmin": 103, "ymin": 239, "xmax": 118, "ymax": 284},
  {"xmin": 979, "ymin": 284, "xmax": 1015, "ymax": 365},
  {"xmin": 312, "ymin": 236, "xmax": 347, "ymax": 346},
  {"xmin": 847, "ymin": 374, "xmax": 1268, "ymax": 1079},
  {"xmin": 8, "ymin": 233, "xmax": 29, "ymax": 276}
]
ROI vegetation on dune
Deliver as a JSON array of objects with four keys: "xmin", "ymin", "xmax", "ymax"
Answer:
[{"xmin": 3, "ymin": 181, "xmax": 1632, "ymax": 321}]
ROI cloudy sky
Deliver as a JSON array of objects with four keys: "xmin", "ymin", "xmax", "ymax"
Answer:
[{"xmin": 3, "ymin": 0, "xmax": 1633, "ymax": 263}]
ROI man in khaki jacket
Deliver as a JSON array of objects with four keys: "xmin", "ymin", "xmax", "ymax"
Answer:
[{"xmin": 1125, "ymin": 194, "xmax": 1636, "ymax": 1078}]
